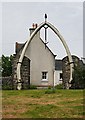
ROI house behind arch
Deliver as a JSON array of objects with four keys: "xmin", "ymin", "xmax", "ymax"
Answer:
[
  {"xmin": 12, "ymin": 24, "xmax": 63, "ymax": 89},
  {"xmin": 12, "ymin": 24, "xmax": 84, "ymax": 89}
]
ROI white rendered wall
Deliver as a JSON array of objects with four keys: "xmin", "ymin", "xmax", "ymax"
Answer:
[
  {"xmin": 25, "ymin": 31, "xmax": 55, "ymax": 87},
  {"xmin": 54, "ymin": 70, "xmax": 62, "ymax": 86}
]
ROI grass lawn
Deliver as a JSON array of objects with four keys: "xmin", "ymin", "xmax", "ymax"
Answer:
[{"xmin": 2, "ymin": 89, "xmax": 84, "ymax": 118}]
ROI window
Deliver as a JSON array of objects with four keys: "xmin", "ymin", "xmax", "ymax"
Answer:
[
  {"xmin": 42, "ymin": 72, "xmax": 48, "ymax": 81},
  {"xmin": 60, "ymin": 73, "xmax": 62, "ymax": 79}
]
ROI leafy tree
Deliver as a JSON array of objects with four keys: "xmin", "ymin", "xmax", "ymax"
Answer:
[
  {"xmin": 2, "ymin": 55, "xmax": 13, "ymax": 77},
  {"xmin": 71, "ymin": 66, "xmax": 85, "ymax": 89}
]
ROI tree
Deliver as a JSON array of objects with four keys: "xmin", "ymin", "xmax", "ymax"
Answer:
[
  {"xmin": 0, "ymin": 57, "xmax": 2, "ymax": 77},
  {"xmin": 71, "ymin": 65, "xmax": 85, "ymax": 89},
  {"xmin": 2, "ymin": 55, "xmax": 13, "ymax": 77}
]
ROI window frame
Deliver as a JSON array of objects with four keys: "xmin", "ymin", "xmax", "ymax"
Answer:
[{"xmin": 42, "ymin": 71, "xmax": 48, "ymax": 81}]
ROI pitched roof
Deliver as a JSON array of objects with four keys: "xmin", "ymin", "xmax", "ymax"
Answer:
[{"xmin": 15, "ymin": 37, "xmax": 56, "ymax": 57}]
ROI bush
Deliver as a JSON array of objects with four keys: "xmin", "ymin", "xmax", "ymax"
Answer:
[
  {"xmin": 2, "ymin": 77, "xmax": 13, "ymax": 90},
  {"xmin": 71, "ymin": 66, "xmax": 85, "ymax": 89},
  {"xmin": 55, "ymin": 84, "xmax": 63, "ymax": 89},
  {"xmin": 2, "ymin": 84, "xmax": 13, "ymax": 90},
  {"xmin": 45, "ymin": 88, "xmax": 56, "ymax": 94},
  {"xmin": 2, "ymin": 55, "xmax": 13, "ymax": 77},
  {"xmin": 48, "ymin": 86, "xmax": 52, "ymax": 89},
  {"xmin": 29, "ymin": 85, "xmax": 37, "ymax": 89}
]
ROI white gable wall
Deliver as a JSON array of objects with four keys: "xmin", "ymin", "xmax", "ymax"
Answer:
[
  {"xmin": 25, "ymin": 31, "xmax": 55, "ymax": 87},
  {"xmin": 54, "ymin": 70, "xmax": 62, "ymax": 86}
]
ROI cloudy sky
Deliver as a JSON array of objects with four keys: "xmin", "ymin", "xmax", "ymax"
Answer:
[{"xmin": 1, "ymin": 1, "xmax": 83, "ymax": 59}]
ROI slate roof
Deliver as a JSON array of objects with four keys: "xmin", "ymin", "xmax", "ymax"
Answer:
[
  {"xmin": 15, "ymin": 38, "xmax": 57, "ymax": 57},
  {"xmin": 15, "ymin": 42, "xmax": 25, "ymax": 53},
  {"xmin": 55, "ymin": 59, "xmax": 62, "ymax": 70},
  {"xmin": 15, "ymin": 42, "xmax": 62, "ymax": 70}
]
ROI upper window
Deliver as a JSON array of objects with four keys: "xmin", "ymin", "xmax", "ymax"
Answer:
[{"xmin": 42, "ymin": 72, "xmax": 48, "ymax": 81}]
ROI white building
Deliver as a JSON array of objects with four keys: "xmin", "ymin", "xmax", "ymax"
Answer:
[
  {"xmin": 13, "ymin": 24, "xmax": 63, "ymax": 89},
  {"xmin": 54, "ymin": 60, "xmax": 62, "ymax": 86}
]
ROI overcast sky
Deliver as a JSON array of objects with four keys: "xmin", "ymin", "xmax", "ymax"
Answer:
[{"xmin": 2, "ymin": 2, "xmax": 83, "ymax": 59}]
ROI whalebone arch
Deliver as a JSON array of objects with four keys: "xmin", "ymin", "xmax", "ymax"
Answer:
[{"xmin": 17, "ymin": 21, "xmax": 73, "ymax": 90}]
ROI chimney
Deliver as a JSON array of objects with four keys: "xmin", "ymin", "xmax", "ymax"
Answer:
[
  {"xmin": 15, "ymin": 42, "xmax": 24, "ymax": 54},
  {"xmin": 29, "ymin": 23, "xmax": 40, "ymax": 36}
]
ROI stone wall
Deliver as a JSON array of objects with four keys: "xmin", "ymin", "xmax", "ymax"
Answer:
[
  {"xmin": 62, "ymin": 55, "xmax": 80, "ymax": 89},
  {"xmin": 2, "ymin": 76, "xmax": 13, "ymax": 90},
  {"xmin": 62, "ymin": 56, "xmax": 70, "ymax": 89},
  {"xmin": 12, "ymin": 54, "xmax": 30, "ymax": 89}
]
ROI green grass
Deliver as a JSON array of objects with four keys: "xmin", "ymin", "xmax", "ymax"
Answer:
[{"xmin": 2, "ymin": 89, "xmax": 84, "ymax": 118}]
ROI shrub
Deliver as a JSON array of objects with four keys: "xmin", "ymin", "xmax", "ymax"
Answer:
[
  {"xmin": 29, "ymin": 85, "xmax": 37, "ymax": 89},
  {"xmin": 55, "ymin": 84, "xmax": 63, "ymax": 89},
  {"xmin": 2, "ymin": 84, "xmax": 13, "ymax": 90},
  {"xmin": 48, "ymin": 86, "xmax": 52, "ymax": 89},
  {"xmin": 71, "ymin": 66, "xmax": 85, "ymax": 89},
  {"xmin": 45, "ymin": 88, "xmax": 56, "ymax": 94}
]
